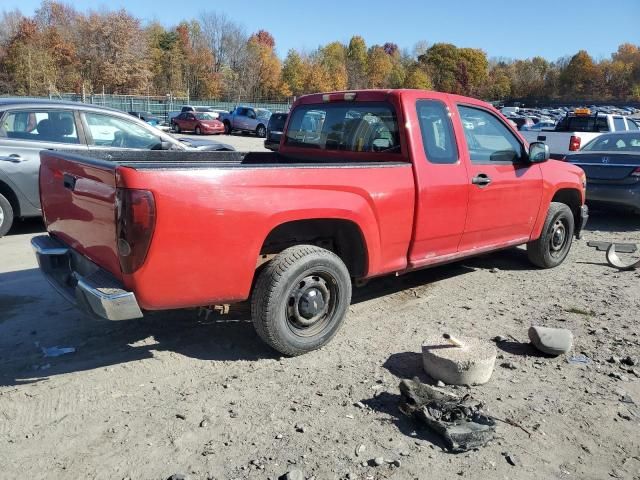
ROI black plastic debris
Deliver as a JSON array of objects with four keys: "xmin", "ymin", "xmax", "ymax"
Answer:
[{"xmin": 399, "ymin": 378, "xmax": 496, "ymax": 453}]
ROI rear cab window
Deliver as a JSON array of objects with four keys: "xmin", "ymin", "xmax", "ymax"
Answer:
[
  {"xmin": 268, "ymin": 114, "xmax": 287, "ymax": 131},
  {"xmin": 285, "ymin": 102, "xmax": 400, "ymax": 154}
]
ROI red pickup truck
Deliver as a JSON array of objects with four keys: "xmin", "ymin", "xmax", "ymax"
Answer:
[{"xmin": 32, "ymin": 89, "xmax": 588, "ymax": 356}]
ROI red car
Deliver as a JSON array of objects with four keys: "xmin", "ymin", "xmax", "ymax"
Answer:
[
  {"xmin": 172, "ymin": 111, "xmax": 225, "ymax": 135},
  {"xmin": 33, "ymin": 89, "xmax": 587, "ymax": 356}
]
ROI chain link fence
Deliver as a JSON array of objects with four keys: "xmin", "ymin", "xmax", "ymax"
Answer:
[{"xmin": 1, "ymin": 93, "xmax": 294, "ymax": 122}]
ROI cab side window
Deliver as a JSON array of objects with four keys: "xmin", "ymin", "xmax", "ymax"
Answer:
[
  {"xmin": 0, "ymin": 110, "xmax": 79, "ymax": 144},
  {"xmin": 457, "ymin": 106, "xmax": 524, "ymax": 164},
  {"xmin": 416, "ymin": 100, "xmax": 458, "ymax": 164}
]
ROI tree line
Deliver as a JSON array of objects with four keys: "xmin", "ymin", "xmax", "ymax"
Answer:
[{"xmin": 1, "ymin": 1, "xmax": 639, "ymax": 102}]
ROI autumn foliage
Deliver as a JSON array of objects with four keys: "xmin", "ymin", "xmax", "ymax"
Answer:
[{"xmin": 1, "ymin": 2, "xmax": 639, "ymax": 102}]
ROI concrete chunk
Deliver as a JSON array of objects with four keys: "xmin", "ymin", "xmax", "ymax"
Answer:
[
  {"xmin": 528, "ymin": 326, "xmax": 573, "ymax": 356},
  {"xmin": 422, "ymin": 335, "xmax": 496, "ymax": 385}
]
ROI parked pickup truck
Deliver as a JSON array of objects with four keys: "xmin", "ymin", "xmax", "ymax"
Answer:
[
  {"xmin": 521, "ymin": 109, "xmax": 639, "ymax": 159},
  {"xmin": 219, "ymin": 106, "xmax": 272, "ymax": 137},
  {"xmin": 32, "ymin": 89, "xmax": 588, "ymax": 356}
]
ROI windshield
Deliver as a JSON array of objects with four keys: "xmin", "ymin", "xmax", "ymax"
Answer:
[
  {"xmin": 256, "ymin": 109, "xmax": 272, "ymax": 119},
  {"xmin": 194, "ymin": 113, "xmax": 215, "ymax": 120},
  {"xmin": 582, "ymin": 133, "xmax": 640, "ymax": 152}
]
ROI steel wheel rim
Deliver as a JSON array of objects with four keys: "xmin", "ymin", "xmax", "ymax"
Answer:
[
  {"xmin": 286, "ymin": 270, "xmax": 338, "ymax": 337},
  {"xmin": 549, "ymin": 218, "xmax": 569, "ymax": 258},
  {"xmin": 258, "ymin": 126, "xmax": 265, "ymax": 137}
]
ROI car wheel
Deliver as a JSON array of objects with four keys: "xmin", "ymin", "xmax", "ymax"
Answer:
[
  {"xmin": 0, "ymin": 193, "xmax": 15, "ymax": 237},
  {"xmin": 195, "ymin": 126, "xmax": 201, "ymax": 135},
  {"xmin": 224, "ymin": 122, "xmax": 232, "ymax": 135},
  {"xmin": 527, "ymin": 202, "xmax": 574, "ymax": 268},
  {"xmin": 256, "ymin": 124, "xmax": 266, "ymax": 138},
  {"xmin": 251, "ymin": 245, "xmax": 352, "ymax": 356},
  {"xmin": 174, "ymin": 123, "xmax": 181, "ymax": 133}
]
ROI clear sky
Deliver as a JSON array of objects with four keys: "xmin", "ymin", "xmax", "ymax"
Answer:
[{"xmin": 3, "ymin": 0, "xmax": 639, "ymax": 61}]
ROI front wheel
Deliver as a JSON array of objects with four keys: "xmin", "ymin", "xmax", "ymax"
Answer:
[
  {"xmin": 224, "ymin": 122, "xmax": 232, "ymax": 135},
  {"xmin": 527, "ymin": 202, "xmax": 574, "ymax": 268},
  {"xmin": 195, "ymin": 126, "xmax": 202, "ymax": 135},
  {"xmin": 0, "ymin": 193, "xmax": 15, "ymax": 237},
  {"xmin": 251, "ymin": 245, "xmax": 352, "ymax": 356},
  {"xmin": 256, "ymin": 124, "xmax": 266, "ymax": 138},
  {"xmin": 173, "ymin": 123, "xmax": 181, "ymax": 133}
]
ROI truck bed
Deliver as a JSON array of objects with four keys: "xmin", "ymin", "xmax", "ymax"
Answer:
[{"xmin": 39, "ymin": 149, "xmax": 415, "ymax": 310}]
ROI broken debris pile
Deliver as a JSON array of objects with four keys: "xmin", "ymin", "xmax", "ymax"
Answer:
[{"xmin": 399, "ymin": 378, "xmax": 496, "ymax": 453}]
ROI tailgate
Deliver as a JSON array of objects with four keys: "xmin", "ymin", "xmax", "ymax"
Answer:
[
  {"xmin": 569, "ymin": 153, "xmax": 640, "ymax": 182},
  {"xmin": 39, "ymin": 150, "xmax": 122, "ymax": 279}
]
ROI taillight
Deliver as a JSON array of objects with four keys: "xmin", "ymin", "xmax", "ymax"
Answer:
[
  {"xmin": 631, "ymin": 167, "xmax": 640, "ymax": 177},
  {"xmin": 569, "ymin": 135, "xmax": 581, "ymax": 151},
  {"xmin": 116, "ymin": 188, "xmax": 156, "ymax": 274}
]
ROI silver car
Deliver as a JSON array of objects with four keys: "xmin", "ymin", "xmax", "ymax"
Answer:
[{"xmin": 0, "ymin": 98, "xmax": 233, "ymax": 236}]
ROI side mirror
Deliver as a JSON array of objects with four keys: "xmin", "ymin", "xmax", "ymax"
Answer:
[{"xmin": 528, "ymin": 142, "xmax": 549, "ymax": 163}]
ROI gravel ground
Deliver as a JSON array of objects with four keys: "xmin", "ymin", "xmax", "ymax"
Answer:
[{"xmin": 0, "ymin": 206, "xmax": 639, "ymax": 480}]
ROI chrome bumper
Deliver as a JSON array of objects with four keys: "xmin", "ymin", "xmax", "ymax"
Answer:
[{"xmin": 31, "ymin": 235, "xmax": 143, "ymax": 321}]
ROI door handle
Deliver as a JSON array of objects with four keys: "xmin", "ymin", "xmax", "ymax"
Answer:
[
  {"xmin": 0, "ymin": 154, "xmax": 25, "ymax": 163},
  {"xmin": 471, "ymin": 173, "xmax": 492, "ymax": 187}
]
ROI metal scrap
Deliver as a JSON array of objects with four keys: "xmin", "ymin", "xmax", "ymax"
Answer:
[
  {"xmin": 606, "ymin": 244, "xmax": 640, "ymax": 271},
  {"xmin": 586, "ymin": 241, "xmax": 640, "ymax": 270},
  {"xmin": 399, "ymin": 378, "xmax": 496, "ymax": 453}
]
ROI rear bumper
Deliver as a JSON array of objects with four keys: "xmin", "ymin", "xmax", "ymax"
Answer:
[
  {"xmin": 31, "ymin": 235, "xmax": 143, "ymax": 321},
  {"xmin": 586, "ymin": 182, "xmax": 640, "ymax": 211}
]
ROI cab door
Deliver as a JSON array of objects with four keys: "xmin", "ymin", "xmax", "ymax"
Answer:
[{"xmin": 455, "ymin": 104, "xmax": 543, "ymax": 251}]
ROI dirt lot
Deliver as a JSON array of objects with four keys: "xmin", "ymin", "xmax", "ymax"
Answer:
[{"xmin": 1, "ymin": 208, "xmax": 639, "ymax": 480}]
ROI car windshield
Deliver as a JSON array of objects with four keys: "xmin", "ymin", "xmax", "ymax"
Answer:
[
  {"xmin": 582, "ymin": 133, "xmax": 640, "ymax": 152},
  {"xmin": 256, "ymin": 109, "xmax": 272, "ymax": 119},
  {"xmin": 194, "ymin": 113, "xmax": 215, "ymax": 120}
]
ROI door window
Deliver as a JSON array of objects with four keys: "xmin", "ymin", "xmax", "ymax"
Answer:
[
  {"xmin": 84, "ymin": 112, "xmax": 162, "ymax": 149},
  {"xmin": 0, "ymin": 110, "xmax": 79, "ymax": 144},
  {"xmin": 416, "ymin": 100, "xmax": 458, "ymax": 164},
  {"xmin": 457, "ymin": 106, "xmax": 524, "ymax": 163},
  {"xmin": 613, "ymin": 117, "xmax": 626, "ymax": 131}
]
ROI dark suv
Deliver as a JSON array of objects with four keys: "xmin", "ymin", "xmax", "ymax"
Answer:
[{"xmin": 264, "ymin": 112, "xmax": 288, "ymax": 151}]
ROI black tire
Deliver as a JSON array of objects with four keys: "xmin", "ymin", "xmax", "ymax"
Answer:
[
  {"xmin": 256, "ymin": 124, "xmax": 266, "ymax": 138},
  {"xmin": 195, "ymin": 126, "xmax": 202, "ymax": 135},
  {"xmin": 174, "ymin": 123, "xmax": 181, "ymax": 133},
  {"xmin": 251, "ymin": 245, "xmax": 352, "ymax": 356},
  {"xmin": 527, "ymin": 202, "xmax": 574, "ymax": 268},
  {"xmin": 0, "ymin": 193, "xmax": 15, "ymax": 237},
  {"xmin": 224, "ymin": 121, "xmax": 232, "ymax": 135}
]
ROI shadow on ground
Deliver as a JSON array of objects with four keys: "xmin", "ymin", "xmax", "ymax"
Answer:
[{"xmin": 6, "ymin": 217, "xmax": 45, "ymax": 236}]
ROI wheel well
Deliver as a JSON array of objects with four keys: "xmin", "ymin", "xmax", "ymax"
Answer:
[
  {"xmin": 0, "ymin": 180, "xmax": 20, "ymax": 217},
  {"xmin": 260, "ymin": 219, "xmax": 367, "ymax": 277},
  {"xmin": 551, "ymin": 188, "xmax": 581, "ymax": 231}
]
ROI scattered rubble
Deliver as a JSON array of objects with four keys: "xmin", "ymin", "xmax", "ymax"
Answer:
[{"xmin": 399, "ymin": 378, "xmax": 496, "ymax": 453}]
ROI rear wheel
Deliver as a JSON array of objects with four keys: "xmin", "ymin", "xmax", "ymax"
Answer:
[
  {"xmin": 0, "ymin": 193, "xmax": 15, "ymax": 237},
  {"xmin": 527, "ymin": 202, "xmax": 574, "ymax": 268},
  {"xmin": 251, "ymin": 245, "xmax": 352, "ymax": 356},
  {"xmin": 256, "ymin": 124, "xmax": 266, "ymax": 138}
]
